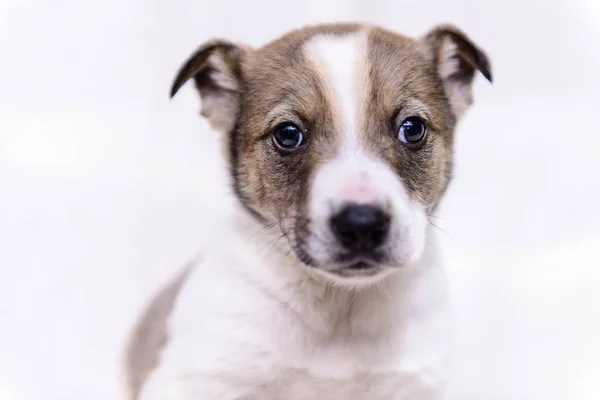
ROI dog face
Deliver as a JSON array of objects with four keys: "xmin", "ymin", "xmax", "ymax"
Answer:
[{"xmin": 171, "ymin": 24, "xmax": 491, "ymax": 283}]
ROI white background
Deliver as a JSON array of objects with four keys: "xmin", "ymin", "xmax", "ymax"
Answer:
[{"xmin": 1, "ymin": 0, "xmax": 599, "ymax": 399}]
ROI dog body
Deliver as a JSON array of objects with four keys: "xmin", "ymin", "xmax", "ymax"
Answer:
[
  {"xmin": 125, "ymin": 23, "xmax": 491, "ymax": 400},
  {"xmin": 136, "ymin": 209, "xmax": 449, "ymax": 400}
]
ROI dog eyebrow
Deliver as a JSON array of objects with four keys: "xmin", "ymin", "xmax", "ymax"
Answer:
[
  {"xmin": 265, "ymin": 106, "xmax": 305, "ymax": 128},
  {"xmin": 398, "ymin": 98, "xmax": 433, "ymax": 120},
  {"xmin": 392, "ymin": 97, "xmax": 443, "ymax": 130},
  {"xmin": 122, "ymin": 259, "xmax": 196, "ymax": 400}
]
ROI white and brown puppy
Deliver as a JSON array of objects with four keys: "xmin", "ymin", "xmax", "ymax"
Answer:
[{"xmin": 124, "ymin": 23, "xmax": 491, "ymax": 400}]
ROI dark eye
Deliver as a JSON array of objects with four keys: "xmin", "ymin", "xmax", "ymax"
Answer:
[
  {"xmin": 273, "ymin": 123, "xmax": 304, "ymax": 150},
  {"xmin": 398, "ymin": 117, "xmax": 427, "ymax": 144}
]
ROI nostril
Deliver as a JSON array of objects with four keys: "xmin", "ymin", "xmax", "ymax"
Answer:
[
  {"xmin": 370, "ymin": 228, "xmax": 387, "ymax": 245},
  {"xmin": 336, "ymin": 228, "xmax": 358, "ymax": 244},
  {"xmin": 330, "ymin": 204, "xmax": 391, "ymax": 252}
]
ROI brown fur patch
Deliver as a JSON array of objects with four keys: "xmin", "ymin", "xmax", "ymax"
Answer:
[
  {"xmin": 229, "ymin": 24, "xmax": 363, "ymax": 221},
  {"xmin": 123, "ymin": 264, "xmax": 193, "ymax": 400},
  {"xmin": 361, "ymin": 26, "xmax": 456, "ymax": 206}
]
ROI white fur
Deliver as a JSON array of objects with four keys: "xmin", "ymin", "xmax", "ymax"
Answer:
[
  {"xmin": 304, "ymin": 33, "xmax": 365, "ymax": 151},
  {"xmin": 139, "ymin": 207, "xmax": 450, "ymax": 400}
]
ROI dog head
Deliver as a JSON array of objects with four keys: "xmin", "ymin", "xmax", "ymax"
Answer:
[{"xmin": 171, "ymin": 24, "xmax": 491, "ymax": 284}]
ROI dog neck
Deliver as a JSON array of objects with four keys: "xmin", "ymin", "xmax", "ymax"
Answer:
[{"xmin": 221, "ymin": 205, "xmax": 448, "ymax": 338}]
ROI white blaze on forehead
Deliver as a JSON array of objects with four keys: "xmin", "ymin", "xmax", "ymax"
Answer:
[
  {"xmin": 303, "ymin": 32, "xmax": 369, "ymax": 154},
  {"xmin": 302, "ymin": 31, "xmax": 428, "ymax": 270},
  {"xmin": 304, "ymin": 32, "xmax": 388, "ymax": 210},
  {"xmin": 304, "ymin": 32, "xmax": 383, "ymax": 210}
]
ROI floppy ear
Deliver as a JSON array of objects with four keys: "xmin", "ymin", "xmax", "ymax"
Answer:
[
  {"xmin": 422, "ymin": 25, "xmax": 492, "ymax": 118},
  {"xmin": 170, "ymin": 40, "xmax": 249, "ymax": 132}
]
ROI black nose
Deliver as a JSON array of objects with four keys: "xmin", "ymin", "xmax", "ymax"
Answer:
[{"xmin": 330, "ymin": 204, "xmax": 390, "ymax": 252}]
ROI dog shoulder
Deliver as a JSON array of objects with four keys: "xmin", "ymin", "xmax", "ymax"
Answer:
[{"xmin": 126, "ymin": 246, "xmax": 290, "ymax": 399}]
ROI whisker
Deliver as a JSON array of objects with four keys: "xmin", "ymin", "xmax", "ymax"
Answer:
[
  {"xmin": 346, "ymin": 288, "xmax": 360, "ymax": 309},
  {"xmin": 246, "ymin": 222, "xmax": 278, "ymax": 243},
  {"xmin": 267, "ymin": 235, "xmax": 286, "ymax": 257},
  {"xmin": 377, "ymin": 281, "xmax": 390, "ymax": 300},
  {"xmin": 332, "ymin": 285, "xmax": 339, "ymax": 309},
  {"xmin": 427, "ymin": 213, "xmax": 446, "ymax": 221},
  {"xmin": 246, "ymin": 213, "xmax": 306, "ymax": 246},
  {"xmin": 376, "ymin": 281, "xmax": 383, "ymax": 296},
  {"xmin": 344, "ymin": 289, "xmax": 350, "ymax": 308},
  {"xmin": 256, "ymin": 233, "xmax": 286, "ymax": 257},
  {"xmin": 428, "ymin": 221, "xmax": 455, "ymax": 243}
]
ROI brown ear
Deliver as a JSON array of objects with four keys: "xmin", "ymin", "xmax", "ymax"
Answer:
[
  {"xmin": 422, "ymin": 25, "xmax": 492, "ymax": 118},
  {"xmin": 170, "ymin": 40, "xmax": 248, "ymax": 132}
]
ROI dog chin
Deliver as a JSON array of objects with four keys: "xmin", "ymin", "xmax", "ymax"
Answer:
[
  {"xmin": 322, "ymin": 265, "xmax": 399, "ymax": 286},
  {"xmin": 304, "ymin": 258, "xmax": 402, "ymax": 286}
]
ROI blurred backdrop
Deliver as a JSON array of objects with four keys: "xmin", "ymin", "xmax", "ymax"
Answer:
[{"xmin": 1, "ymin": 0, "xmax": 599, "ymax": 399}]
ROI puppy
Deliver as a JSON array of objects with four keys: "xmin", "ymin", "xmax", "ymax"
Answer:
[{"xmin": 123, "ymin": 23, "xmax": 491, "ymax": 400}]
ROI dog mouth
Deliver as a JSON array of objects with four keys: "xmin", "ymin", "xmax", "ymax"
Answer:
[
  {"xmin": 326, "ymin": 256, "xmax": 385, "ymax": 276},
  {"xmin": 286, "ymin": 219, "xmax": 391, "ymax": 278},
  {"xmin": 326, "ymin": 263, "xmax": 382, "ymax": 279},
  {"xmin": 296, "ymin": 243, "xmax": 388, "ymax": 278},
  {"xmin": 291, "ymin": 247, "xmax": 384, "ymax": 278},
  {"xmin": 345, "ymin": 261, "xmax": 374, "ymax": 270}
]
